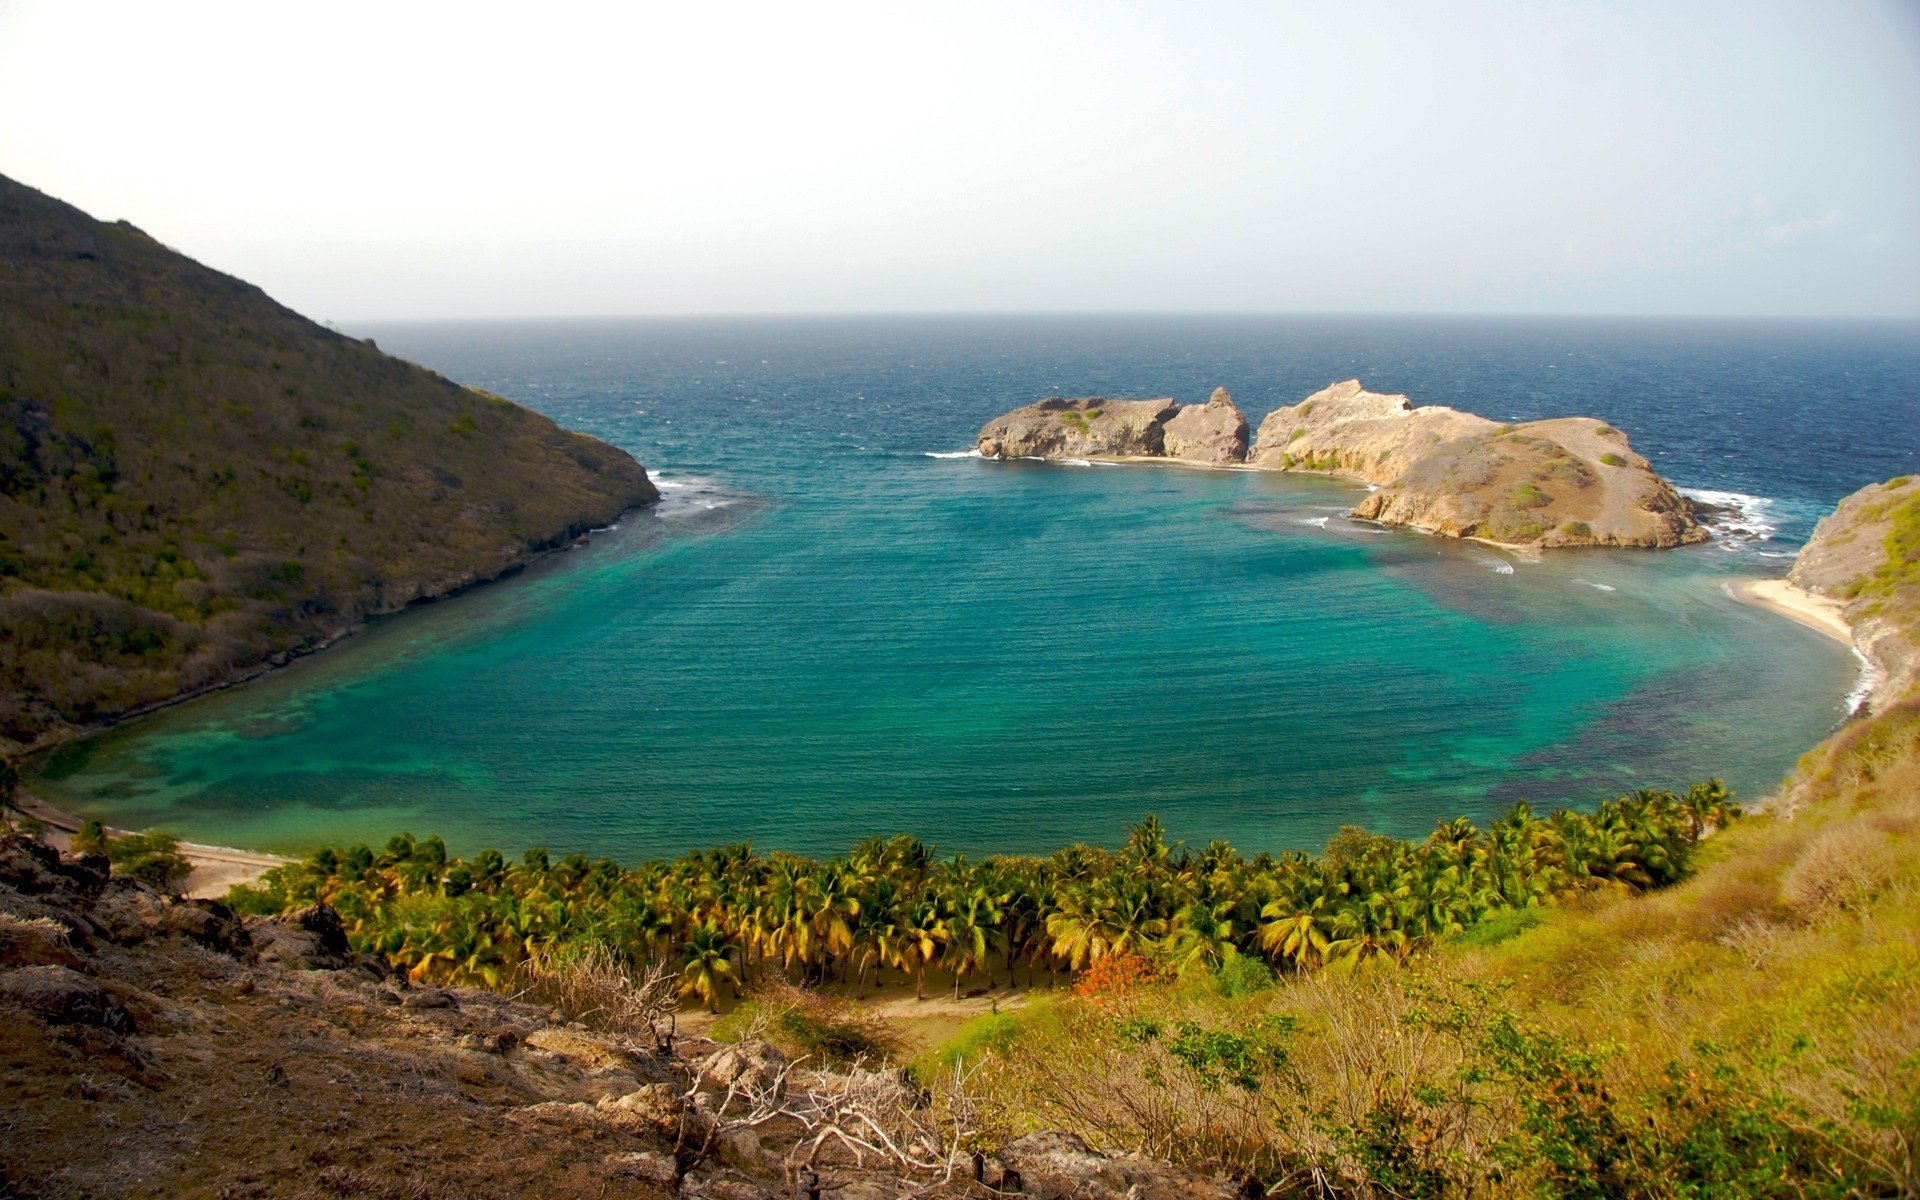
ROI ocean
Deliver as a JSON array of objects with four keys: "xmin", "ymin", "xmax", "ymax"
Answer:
[{"xmin": 34, "ymin": 315, "xmax": 1920, "ymax": 861}]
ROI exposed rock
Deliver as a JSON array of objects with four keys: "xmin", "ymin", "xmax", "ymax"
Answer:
[
  {"xmin": 401, "ymin": 987, "xmax": 458, "ymax": 1010},
  {"xmin": 1251, "ymin": 379, "xmax": 1705, "ymax": 549},
  {"xmin": 250, "ymin": 902, "xmax": 352, "ymax": 969},
  {"xmin": 1162, "ymin": 387, "xmax": 1250, "ymax": 464},
  {"xmin": 975, "ymin": 379, "xmax": 1700, "ymax": 549},
  {"xmin": 1788, "ymin": 475, "xmax": 1920, "ymax": 711},
  {"xmin": 696, "ymin": 1040, "xmax": 788, "ymax": 1093},
  {"xmin": 605, "ymin": 1149, "xmax": 680, "ymax": 1185},
  {"xmin": 978, "ymin": 397, "xmax": 1178, "ymax": 460},
  {"xmin": 0, "ymin": 965, "xmax": 133, "ymax": 1032},
  {"xmin": 998, "ymin": 1130, "xmax": 1247, "ymax": 1200}
]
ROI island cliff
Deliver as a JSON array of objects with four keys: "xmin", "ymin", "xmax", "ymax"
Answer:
[
  {"xmin": 0, "ymin": 175, "xmax": 659, "ymax": 755},
  {"xmin": 977, "ymin": 378, "xmax": 1705, "ymax": 549},
  {"xmin": 1785, "ymin": 474, "xmax": 1920, "ymax": 711},
  {"xmin": 977, "ymin": 387, "xmax": 1249, "ymax": 465}
]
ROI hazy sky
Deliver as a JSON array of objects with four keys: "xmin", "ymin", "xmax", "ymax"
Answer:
[{"xmin": 3, "ymin": 1, "xmax": 1917, "ymax": 319}]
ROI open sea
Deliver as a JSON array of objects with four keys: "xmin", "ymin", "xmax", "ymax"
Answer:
[{"xmin": 33, "ymin": 315, "xmax": 1920, "ymax": 861}]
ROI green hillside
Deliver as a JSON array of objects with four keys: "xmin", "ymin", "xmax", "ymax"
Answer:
[{"xmin": 0, "ymin": 175, "xmax": 657, "ymax": 753}]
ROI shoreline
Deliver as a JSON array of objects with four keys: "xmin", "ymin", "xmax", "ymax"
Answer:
[
  {"xmin": 7, "ymin": 787, "xmax": 290, "ymax": 899},
  {"xmin": 1730, "ymin": 578, "xmax": 1854, "ymax": 646},
  {"xmin": 5, "ymin": 506, "xmax": 653, "ymax": 890}
]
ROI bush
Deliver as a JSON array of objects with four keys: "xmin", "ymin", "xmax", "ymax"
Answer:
[
  {"xmin": 720, "ymin": 981, "xmax": 903, "ymax": 1065},
  {"xmin": 1600, "ymin": 452, "xmax": 1628, "ymax": 467},
  {"xmin": 1561, "ymin": 521, "xmax": 1594, "ymax": 539},
  {"xmin": 106, "ymin": 830, "xmax": 192, "ymax": 890},
  {"xmin": 1214, "ymin": 953, "xmax": 1274, "ymax": 997}
]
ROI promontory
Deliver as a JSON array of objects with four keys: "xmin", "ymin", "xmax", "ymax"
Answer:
[
  {"xmin": 0, "ymin": 174, "xmax": 659, "ymax": 756},
  {"xmin": 977, "ymin": 378, "xmax": 1706, "ymax": 549}
]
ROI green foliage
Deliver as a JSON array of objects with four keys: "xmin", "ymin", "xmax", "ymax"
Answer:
[
  {"xmin": 228, "ymin": 786, "xmax": 1736, "ymax": 1008},
  {"xmin": 0, "ymin": 174, "xmax": 652, "ymax": 750},
  {"xmin": 1600, "ymin": 452, "xmax": 1628, "ymax": 467},
  {"xmin": 1560, "ymin": 520, "xmax": 1593, "ymax": 539},
  {"xmin": 1509, "ymin": 482, "xmax": 1552, "ymax": 509},
  {"xmin": 71, "ymin": 817, "xmax": 107, "ymax": 856},
  {"xmin": 1288, "ymin": 426, "xmax": 1307, "ymax": 443},
  {"xmin": 1841, "ymin": 483, "xmax": 1920, "ymax": 604},
  {"xmin": 105, "ymin": 829, "xmax": 192, "ymax": 890},
  {"xmin": 1594, "ymin": 425, "xmax": 1618, "ymax": 437},
  {"xmin": 1213, "ymin": 953, "xmax": 1274, "ymax": 997}
]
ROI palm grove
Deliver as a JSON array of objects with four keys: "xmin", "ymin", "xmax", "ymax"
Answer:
[{"xmin": 230, "ymin": 782, "xmax": 1736, "ymax": 1009}]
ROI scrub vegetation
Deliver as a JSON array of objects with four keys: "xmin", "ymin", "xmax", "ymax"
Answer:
[{"xmin": 0, "ymin": 173, "xmax": 655, "ymax": 754}]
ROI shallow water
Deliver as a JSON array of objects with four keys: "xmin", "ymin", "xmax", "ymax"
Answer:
[{"xmin": 35, "ymin": 315, "xmax": 1919, "ymax": 861}]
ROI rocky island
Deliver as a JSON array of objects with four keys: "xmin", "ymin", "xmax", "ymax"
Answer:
[{"xmin": 978, "ymin": 378, "xmax": 1707, "ymax": 549}]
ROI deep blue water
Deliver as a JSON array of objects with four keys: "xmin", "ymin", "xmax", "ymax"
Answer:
[{"xmin": 36, "ymin": 316, "xmax": 1920, "ymax": 861}]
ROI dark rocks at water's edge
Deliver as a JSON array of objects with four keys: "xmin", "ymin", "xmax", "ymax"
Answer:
[
  {"xmin": 0, "ymin": 172, "xmax": 661, "ymax": 756},
  {"xmin": 0, "ymin": 830, "xmax": 1252, "ymax": 1199},
  {"xmin": 977, "ymin": 378, "xmax": 1707, "ymax": 550}
]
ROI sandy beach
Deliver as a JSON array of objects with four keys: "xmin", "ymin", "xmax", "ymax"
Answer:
[
  {"xmin": 7, "ymin": 789, "xmax": 289, "ymax": 899},
  {"xmin": 1732, "ymin": 578, "xmax": 1854, "ymax": 645}
]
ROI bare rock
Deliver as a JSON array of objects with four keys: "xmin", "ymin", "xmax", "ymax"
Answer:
[
  {"xmin": 1251, "ymin": 379, "xmax": 1705, "ymax": 549},
  {"xmin": 978, "ymin": 397, "xmax": 1178, "ymax": 460},
  {"xmin": 998, "ymin": 1130, "xmax": 1246, "ymax": 1200},
  {"xmin": 604, "ymin": 1149, "xmax": 679, "ymax": 1186},
  {"xmin": 1162, "ymin": 387, "xmax": 1249, "ymax": 464},
  {"xmin": 0, "ymin": 964, "xmax": 134, "ymax": 1033},
  {"xmin": 1788, "ymin": 475, "xmax": 1920, "ymax": 712},
  {"xmin": 598, "ymin": 1081, "xmax": 688, "ymax": 1133},
  {"xmin": 250, "ymin": 902, "xmax": 352, "ymax": 969},
  {"xmin": 696, "ymin": 1040, "xmax": 788, "ymax": 1093}
]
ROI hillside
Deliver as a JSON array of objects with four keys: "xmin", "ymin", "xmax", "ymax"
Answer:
[{"xmin": 0, "ymin": 175, "xmax": 658, "ymax": 754}]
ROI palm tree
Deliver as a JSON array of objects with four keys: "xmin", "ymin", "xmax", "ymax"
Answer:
[{"xmin": 678, "ymin": 922, "xmax": 740, "ymax": 1013}]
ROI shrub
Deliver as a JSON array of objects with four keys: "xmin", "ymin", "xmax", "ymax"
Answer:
[
  {"xmin": 1600, "ymin": 452, "xmax": 1628, "ymax": 467},
  {"xmin": 106, "ymin": 830, "xmax": 192, "ymax": 890},
  {"xmin": 1509, "ymin": 482, "xmax": 1552, "ymax": 509},
  {"xmin": 1288, "ymin": 426, "xmax": 1307, "ymax": 443},
  {"xmin": 1214, "ymin": 953, "xmax": 1275, "ymax": 997},
  {"xmin": 71, "ymin": 818, "xmax": 108, "ymax": 856},
  {"xmin": 1562, "ymin": 521, "xmax": 1593, "ymax": 539},
  {"xmin": 1780, "ymin": 823, "xmax": 1898, "ymax": 919},
  {"xmin": 721, "ymin": 981, "xmax": 902, "ymax": 1065},
  {"xmin": 1074, "ymin": 952, "xmax": 1162, "ymax": 1012}
]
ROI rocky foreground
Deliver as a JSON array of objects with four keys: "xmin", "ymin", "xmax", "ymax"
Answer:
[
  {"xmin": 977, "ymin": 378, "xmax": 1707, "ymax": 549},
  {"xmin": 0, "ymin": 833, "xmax": 1249, "ymax": 1200}
]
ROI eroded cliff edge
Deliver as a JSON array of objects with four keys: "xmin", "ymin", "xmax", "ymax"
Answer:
[
  {"xmin": 977, "ymin": 378, "xmax": 1705, "ymax": 549},
  {"xmin": 1787, "ymin": 474, "xmax": 1920, "ymax": 713}
]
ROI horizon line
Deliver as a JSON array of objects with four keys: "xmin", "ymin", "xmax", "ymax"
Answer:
[{"xmin": 336, "ymin": 308, "xmax": 1920, "ymax": 326}]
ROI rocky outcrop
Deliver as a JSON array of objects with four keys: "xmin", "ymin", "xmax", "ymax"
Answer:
[
  {"xmin": 977, "ymin": 390, "xmax": 1250, "ymax": 466},
  {"xmin": 1789, "ymin": 475, "xmax": 1920, "ymax": 711},
  {"xmin": 978, "ymin": 396, "xmax": 1180, "ymax": 460},
  {"xmin": 1250, "ymin": 380, "xmax": 1706, "ymax": 549},
  {"xmin": 976, "ymin": 378, "xmax": 1702, "ymax": 550},
  {"xmin": 1162, "ymin": 387, "xmax": 1251, "ymax": 465}
]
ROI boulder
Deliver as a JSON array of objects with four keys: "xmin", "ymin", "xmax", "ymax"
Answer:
[
  {"xmin": 250, "ymin": 902, "xmax": 352, "ymax": 969},
  {"xmin": 997, "ymin": 1130, "xmax": 1246, "ymax": 1200},
  {"xmin": 696, "ymin": 1040, "xmax": 788, "ymax": 1094},
  {"xmin": 0, "ymin": 964, "xmax": 133, "ymax": 1033},
  {"xmin": 1161, "ymin": 387, "xmax": 1249, "ymax": 464}
]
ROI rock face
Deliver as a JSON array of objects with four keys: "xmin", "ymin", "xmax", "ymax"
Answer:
[
  {"xmin": 978, "ymin": 397, "xmax": 1180, "ymax": 460},
  {"xmin": 977, "ymin": 390, "xmax": 1249, "ymax": 465},
  {"xmin": 1249, "ymin": 380, "xmax": 1706, "ymax": 549},
  {"xmin": 975, "ymin": 378, "xmax": 1701, "ymax": 550},
  {"xmin": 1789, "ymin": 475, "xmax": 1920, "ymax": 711},
  {"xmin": 1162, "ymin": 387, "xmax": 1251, "ymax": 465}
]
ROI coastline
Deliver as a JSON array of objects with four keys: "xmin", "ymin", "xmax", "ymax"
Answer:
[
  {"xmin": 5, "ymin": 507, "xmax": 651, "ymax": 886},
  {"xmin": 7, "ymin": 787, "xmax": 290, "ymax": 899},
  {"xmin": 1731, "ymin": 578, "xmax": 1854, "ymax": 646}
]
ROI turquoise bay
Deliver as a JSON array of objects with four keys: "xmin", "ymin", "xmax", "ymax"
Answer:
[{"xmin": 37, "ymin": 316, "xmax": 1917, "ymax": 861}]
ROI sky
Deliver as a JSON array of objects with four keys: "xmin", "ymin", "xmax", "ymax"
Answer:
[{"xmin": 2, "ymin": 1, "xmax": 1917, "ymax": 320}]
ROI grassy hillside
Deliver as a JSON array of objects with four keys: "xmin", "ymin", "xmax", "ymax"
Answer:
[{"xmin": 0, "ymin": 174, "xmax": 657, "ymax": 753}]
